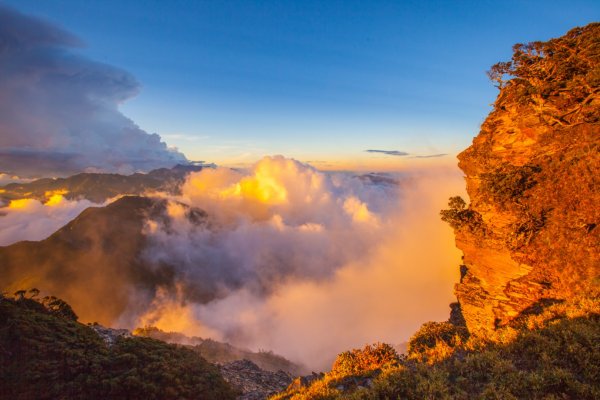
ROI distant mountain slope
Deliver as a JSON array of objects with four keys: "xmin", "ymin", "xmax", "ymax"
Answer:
[
  {"xmin": 0, "ymin": 295, "xmax": 237, "ymax": 400},
  {"xmin": 0, "ymin": 196, "xmax": 174, "ymax": 324},
  {"xmin": 0, "ymin": 164, "xmax": 204, "ymax": 204},
  {"xmin": 133, "ymin": 326, "xmax": 305, "ymax": 376}
]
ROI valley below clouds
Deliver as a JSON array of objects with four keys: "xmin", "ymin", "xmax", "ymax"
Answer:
[{"xmin": 0, "ymin": 157, "xmax": 464, "ymax": 370}]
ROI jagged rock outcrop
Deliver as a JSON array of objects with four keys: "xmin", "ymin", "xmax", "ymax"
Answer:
[{"xmin": 446, "ymin": 23, "xmax": 600, "ymax": 334}]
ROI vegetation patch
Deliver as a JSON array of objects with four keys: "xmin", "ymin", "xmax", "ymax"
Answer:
[
  {"xmin": 331, "ymin": 343, "xmax": 400, "ymax": 377},
  {"xmin": 480, "ymin": 164, "xmax": 542, "ymax": 207},
  {"xmin": 270, "ymin": 297, "xmax": 600, "ymax": 399},
  {"xmin": 407, "ymin": 321, "xmax": 469, "ymax": 364},
  {"xmin": 440, "ymin": 196, "xmax": 484, "ymax": 232},
  {"xmin": 487, "ymin": 23, "xmax": 599, "ymax": 126},
  {"xmin": 0, "ymin": 292, "xmax": 237, "ymax": 400}
]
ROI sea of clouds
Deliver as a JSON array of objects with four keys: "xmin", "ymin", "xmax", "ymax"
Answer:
[
  {"xmin": 0, "ymin": 4, "xmax": 466, "ymax": 371},
  {"xmin": 129, "ymin": 156, "xmax": 464, "ymax": 369}
]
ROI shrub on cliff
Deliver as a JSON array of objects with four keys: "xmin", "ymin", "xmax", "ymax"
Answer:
[
  {"xmin": 440, "ymin": 196, "xmax": 483, "ymax": 232},
  {"xmin": 331, "ymin": 343, "xmax": 400, "ymax": 376},
  {"xmin": 488, "ymin": 23, "xmax": 599, "ymax": 125},
  {"xmin": 407, "ymin": 321, "xmax": 469, "ymax": 363},
  {"xmin": 480, "ymin": 164, "xmax": 542, "ymax": 206}
]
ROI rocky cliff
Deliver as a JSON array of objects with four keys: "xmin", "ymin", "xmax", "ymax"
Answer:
[
  {"xmin": 445, "ymin": 23, "xmax": 600, "ymax": 334},
  {"xmin": 271, "ymin": 24, "xmax": 600, "ymax": 400}
]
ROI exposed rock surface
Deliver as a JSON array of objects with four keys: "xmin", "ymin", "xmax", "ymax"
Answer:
[
  {"xmin": 219, "ymin": 359, "xmax": 293, "ymax": 400},
  {"xmin": 91, "ymin": 324, "xmax": 300, "ymax": 399},
  {"xmin": 446, "ymin": 23, "xmax": 600, "ymax": 334},
  {"xmin": 90, "ymin": 323, "xmax": 132, "ymax": 345}
]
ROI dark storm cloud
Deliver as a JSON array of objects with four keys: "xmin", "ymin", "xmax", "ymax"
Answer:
[
  {"xmin": 412, "ymin": 154, "xmax": 448, "ymax": 158},
  {"xmin": 0, "ymin": 5, "xmax": 187, "ymax": 177},
  {"xmin": 365, "ymin": 149, "xmax": 410, "ymax": 156}
]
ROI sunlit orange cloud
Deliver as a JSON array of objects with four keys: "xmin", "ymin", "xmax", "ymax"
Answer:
[
  {"xmin": 7, "ymin": 198, "xmax": 35, "ymax": 209},
  {"xmin": 0, "ymin": 192, "xmax": 94, "ymax": 246},
  {"xmin": 135, "ymin": 156, "xmax": 467, "ymax": 370},
  {"xmin": 184, "ymin": 166, "xmax": 464, "ymax": 370},
  {"xmin": 136, "ymin": 285, "xmax": 221, "ymax": 339},
  {"xmin": 7, "ymin": 190, "xmax": 70, "ymax": 209},
  {"xmin": 44, "ymin": 189, "xmax": 69, "ymax": 206}
]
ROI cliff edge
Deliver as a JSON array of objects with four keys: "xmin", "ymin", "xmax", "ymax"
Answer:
[{"xmin": 444, "ymin": 23, "xmax": 600, "ymax": 334}]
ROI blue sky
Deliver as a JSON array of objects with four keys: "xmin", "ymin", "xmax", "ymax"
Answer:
[{"xmin": 4, "ymin": 0, "xmax": 599, "ymax": 169}]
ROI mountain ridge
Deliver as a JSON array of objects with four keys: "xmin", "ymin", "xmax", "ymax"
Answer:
[
  {"xmin": 0, "ymin": 164, "xmax": 205, "ymax": 204},
  {"xmin": 0, "ymin": 196, "xmax": 171, "ymax": 324}
]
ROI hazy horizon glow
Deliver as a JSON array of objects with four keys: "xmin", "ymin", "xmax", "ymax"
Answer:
[{"xmin": 130, "ymin": 156, "xmax": 466, "ymax": 370}]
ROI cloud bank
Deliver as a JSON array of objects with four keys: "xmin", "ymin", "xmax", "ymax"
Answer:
[
  {"xmin": 412, "ymin": 153, "xmax": 448, "ymax": 158},
  {"xmin": 0, "ymin": 156, "xmax": 463, "ymax": 371},
  {"xmin": 127, "ymin": 156, "xmax": 463, "ymax": 370},
  {"xmin": 0, "ymin": 193, "xmax": 95, "ymax": 246},
  {"xmin": 365, "ymin": 149, "xmax": 449, "ymax": 159},
  {"xmin": 0, "ymin": 5, "xmax": 187, "ymax": 177}
]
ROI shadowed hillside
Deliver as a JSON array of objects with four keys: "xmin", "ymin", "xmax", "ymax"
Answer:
[
  {"xmin": 0, "ymin": 294, "xmax": 237, "ymax": 400},
  {"xmin": 0, "ymin": 196, "xmax": 175, "ymax": 324}
]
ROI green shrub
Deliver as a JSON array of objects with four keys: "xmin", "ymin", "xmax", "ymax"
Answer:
[
  {"xmin": 440, "ymin": 196, "xmax": 483, "ymax": 231},
  {"xmin": 408, "ymin": 321, "xmax": 469, "ymax": 363},
  {"xmin": 480, "ymin": 164, "xmax": 542, "ymax": 207}
]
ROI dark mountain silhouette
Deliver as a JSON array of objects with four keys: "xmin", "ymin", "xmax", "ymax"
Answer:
[
  {"xmin": 0, "ymin": 164, "xmax": 205, "ymax": 204},
  {"xmin": 0, "ymin": 196, "xmax": 177, "ymax": 324}
]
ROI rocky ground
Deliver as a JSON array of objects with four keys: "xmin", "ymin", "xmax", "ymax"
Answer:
[
  {"xmin": 219, "ymin": 360, "xmax": 294, "ymax": 400},
  {"xmin": 90, "ymin": 324, "xmax": 132, "ymax": 345}
]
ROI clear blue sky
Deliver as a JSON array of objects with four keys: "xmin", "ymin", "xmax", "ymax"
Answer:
[{"xmin": 4, "ymin": 0, "xmax": 599, "ymax": 168}]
